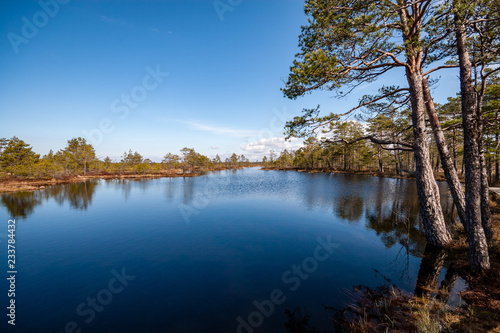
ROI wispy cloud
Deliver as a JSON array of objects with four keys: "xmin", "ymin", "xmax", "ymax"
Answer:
[
  {"xmin": 152, "ymin": 28, "xmax": 173, "ymax": 34},
  {"xmin": 100, "ymin": 15, "xmax": 126, "ymax": 25}
]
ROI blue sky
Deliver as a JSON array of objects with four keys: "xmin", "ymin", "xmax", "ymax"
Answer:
[{"xmin": 0, "ymin": 0, "xmax": 461, "ymax": 161}]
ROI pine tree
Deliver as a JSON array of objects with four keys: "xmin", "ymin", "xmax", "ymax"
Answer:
[{"xmin": 0, "ymin": 137, "xmax": 40, "ymax": 176}]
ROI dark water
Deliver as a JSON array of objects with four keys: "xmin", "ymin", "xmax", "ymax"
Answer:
[{"xmin": 0, "ymin": 168, "xmax": 465, "ymax": 332}]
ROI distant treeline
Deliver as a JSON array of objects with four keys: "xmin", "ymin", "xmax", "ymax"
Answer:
[
  {"xmin": 0, "ymin": 137, "xmax": 255, "ymax": 178},
  {"xmin": 262, "ymin": 94, "xmax": 500, "ymax": 184}
]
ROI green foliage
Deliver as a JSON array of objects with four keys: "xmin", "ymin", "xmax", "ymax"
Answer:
[
  {"xmin": 34, "ymin": 150, "xmax": 64, "ymax": 178},
  {"xmin": 135, "ymin": 162, "xmax": 151, "ymax": 174},
  {"xmin": 180, "ymin": 147, "xmax": 199, "ymax": 168},
  {"xmin": 274, "ymin": 110, "xmax": 417, "ymax": 174},
  {"xmin": 280, "ymin": 0, "xmax": 432, "ymax": 150},
  {"xmin": 0, "ymin": 138, "xmax": 8, "ymax": 153},
  {"xmin": 229, "ymin": 153, "xmax": 239, "ymax": 166},
  {"xmin": 213, "ymin": 154, "xmax": 222, "ymax": 165},
  {"xmin": 282, "ymin": 0, "xmax": 404, "ymax": 100},
  {"xmin": 59, "ymin": 137, "xmax": 97, "ymax": 174},
  {"xmin": 121, "ymin": 150, "xmax": 143, "ymax": 168},
  {"xmin": 162, "ymin": 153, "xmax": 181, "ymax": 169},
  {"xmin": 0, "ymin": 137, "xmax": 40, "ymax": 176}
]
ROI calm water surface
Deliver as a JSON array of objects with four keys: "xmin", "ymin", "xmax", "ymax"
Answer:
[{"xmin": 0, "ymin": 168, "xmax": 464, "ymax": 332}]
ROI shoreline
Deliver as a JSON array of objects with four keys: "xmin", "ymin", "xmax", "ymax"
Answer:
[
  {"xmin": 0, "ymin": 167, "xmax": 413, "ymax": 193},
  {"xmin": 0, "ymin": 171, "xmax": 207, "ymax": 193},
  {"xmin": 261, "ymin": 167, "xmax": 500, "ymax": 188},
  {"xmin": 262, "ymin": 166, "xmax": 423, "ymax": 181},
  {"xmin": 2, "ymin": 166, "xmax": 498, "ymax": 194}
]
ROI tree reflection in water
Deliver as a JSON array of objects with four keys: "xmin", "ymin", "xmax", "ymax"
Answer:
[
  {"xmin": 1, "ymin": 191, "xmax": 42, "ymax": 219},
  {"xmin": 284, "ymin": 245, "xmax": 465, "ymax": 332},
  {"xmin": 284, "ymin": 178, "xmax": 464, "ymax": 332},
  {"xmin": 335, "ymin": 195, "xmax": 364, "ymax": 223},
  {"xmin": 0, "ymin": 180, "xmax": 98, "ymax": 219},
  {"xmin": 415, "ymin": 245, "xmax": 447, "ymax": 298},
  {"xmin": 0, "ymin": 174, "xmax": 467, "ymax": 331}
]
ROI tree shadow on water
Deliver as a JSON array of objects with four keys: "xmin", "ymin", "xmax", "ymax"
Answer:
[
  {"xmin": 284, "ymin": 307, "xmax": 322, "ymax": 333},
  {"xmin": 283, "ymin": 244, "xmax": 473, "ymax": 332}
]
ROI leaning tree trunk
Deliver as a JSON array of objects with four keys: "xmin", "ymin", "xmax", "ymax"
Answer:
[
  {"xmin": 397, "ymin": 3, "xmax": 451, "ymax": 247},
  {"xmin": 455, "ymin": 16, "xmax": 490, "ymax": 271},
  {"xmin": 422, "ymin": 77, "xmax": 467, "ymax": 228},
  {"xmin": 407, "ymin": 69, "xmax": 452, "ymax": 247}
]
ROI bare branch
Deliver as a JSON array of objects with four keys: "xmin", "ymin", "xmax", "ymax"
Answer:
[
  {"xmin": 423, "ymin": 65, "xmax": 459, "ymax": 76},
  {"xmin": 324, "ymin": 135, "xmax": 414, "ymax": 150}
]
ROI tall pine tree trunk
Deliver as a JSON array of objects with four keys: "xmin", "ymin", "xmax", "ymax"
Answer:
[
  {"xmin": 453, "ymin": 130, "xmax": 458, "ymax": 169},
  {"xmin": 455, "ymin": 16, "xmax": 490, "ymax": 271},
  {"xmin": 378, "ymin": 145, "xmax": 383, "ymax": 173},
  {"xmin": 407, "ymin": 69, "xmax": 452, "ymax": 247},
  {"xmin": 476, "ymin": 94, "xmax": 493, "ymax": 243},
  {"xmin": 479, "ymin": 135, "xmax": 493, "ymax": 244},
  {"xmin": 422, "ymin": 77, "xmax": 466, "ymax": 227},
  {"xmin": 496, "ymin": 131, "xmax": 500, "ymax": 183},
  {"xmin": 397, "ymin": 3, "xmax": 451, "ymax": 247}
]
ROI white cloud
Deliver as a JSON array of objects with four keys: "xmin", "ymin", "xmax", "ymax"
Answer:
[
  {"xmin": 241, "ymin": 137, "xmax": 302, "ymax": 157},
  {"xmin": 210, "ymin": 145, "xmax": 219, "ymax": 149}
]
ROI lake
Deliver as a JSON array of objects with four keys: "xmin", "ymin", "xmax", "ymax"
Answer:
[{"xmin": 0, "ymin": 168, "xmax": 465, "ymax": 332}]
